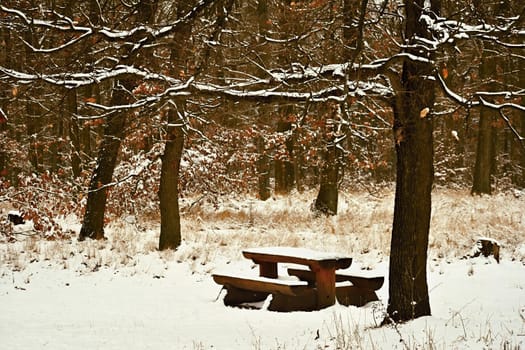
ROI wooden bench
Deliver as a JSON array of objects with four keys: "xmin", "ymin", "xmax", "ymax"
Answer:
[
  {"xmin": 212, "ymin": 273, "xmax": 317, "ymax": 311},
  {"xmin": 287, "ymin": 267, "xmax": 384, "ymax": 307}
]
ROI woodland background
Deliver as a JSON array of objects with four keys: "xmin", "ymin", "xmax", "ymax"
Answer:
[{"xmin": 0, "ymin": 0, "xmax": 524, "ymax": 324}]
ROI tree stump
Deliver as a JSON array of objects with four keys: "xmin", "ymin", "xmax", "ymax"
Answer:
[{"xmin": 471, "ymin": 237, "xmax": 500, "ymax": 263}]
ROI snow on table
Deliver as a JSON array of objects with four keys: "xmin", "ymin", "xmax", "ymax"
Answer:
[{"xmin": 243, "ymin": 246, "xmax": 351, "ymax": 261}]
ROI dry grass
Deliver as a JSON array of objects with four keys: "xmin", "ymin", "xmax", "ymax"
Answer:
[
  {"xmin": 178, "ymin": 187, "xmax": 525, "ymax": 269},
  {"xmin": 1, "ymin": 187, "xmax": 524, "ymax": 275}
]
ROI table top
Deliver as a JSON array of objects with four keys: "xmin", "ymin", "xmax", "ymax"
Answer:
[{"xmin": 243, "ymin": 246, "xmax": 352, "ymax": 270}]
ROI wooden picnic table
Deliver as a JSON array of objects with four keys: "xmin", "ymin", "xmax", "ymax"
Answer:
[
  {"xmin": 213, "ymin": 246, "xmax": 382, "ymax": 311},
  {"xmin": 242, "ymin": 247, "xmax": 352, "ymax": 309}
]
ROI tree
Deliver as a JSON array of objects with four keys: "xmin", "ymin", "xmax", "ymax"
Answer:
[
  {"xmin": 79, "ymin": 0, "xmax": 159, "ymax": 240},
  {"xmin": 314, "ymin": 0, "xmax": 369, "ymax": 215},
  {"xmin": 158, "ymin": 1, "xmax": 194, "ymax": 251},
  {"xmin": 385, "ymin": 0, "xmax": 437, "ymax": 322}
]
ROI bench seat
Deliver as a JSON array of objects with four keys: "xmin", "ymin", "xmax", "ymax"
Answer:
[
  {"xmin": 212, "ymin": 273, "xmax": 318, "ymax": 311},
  {"xmin": 212, "ymin": 273, "xmax": 309, "ymax": 296}
]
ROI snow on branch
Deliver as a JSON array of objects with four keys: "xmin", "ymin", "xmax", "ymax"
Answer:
[
  {"xmin": 420, "ymin": 10, "xmax": 525, "ymax": 48},
  {"xmin": 436, "ymin": 73, "xmax": 525, "ymax": 113},
  {"xmin": 266, "ymin": 53, "xmax": 431, "ymax": 89},
  {"xmin": 0, "ymin": 0, "xmax": 217, "ymax": 55},
  {"xmin": 0, "ymin": 65, "xmax": 181, "ymax": 88},
  {"xmin": 0, "ymin": 5, "xmax": 93, "ymax": 53}
]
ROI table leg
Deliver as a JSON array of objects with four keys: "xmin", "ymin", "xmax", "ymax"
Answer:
[
  {"xmin": 258, "ymin": 261, "xmax": 278, "ymax": 278},
  {"xmin": 314, "ymin": 267, "xmax": 336, "ymax": 309}
]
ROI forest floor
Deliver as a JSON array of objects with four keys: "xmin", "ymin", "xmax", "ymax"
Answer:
[{"xmin": 1, "ymin": 188, "xmax": 525, "ymax": 349}]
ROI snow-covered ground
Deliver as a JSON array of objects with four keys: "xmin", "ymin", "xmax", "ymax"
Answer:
[{"xmin": 1, "ymin": 189, "xmax": 525, "ymax": 349}]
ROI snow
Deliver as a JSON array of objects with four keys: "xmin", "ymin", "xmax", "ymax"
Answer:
[
  {"xmin": 1, "ymin": 252, "xmax": 524, "ymax": 349},
  {"xmin": 1, "ymin": 191, "xmax": 525, "ymax": 349}
]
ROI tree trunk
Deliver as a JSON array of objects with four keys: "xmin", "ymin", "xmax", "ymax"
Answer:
[
  {"xmin": 24, "ymin": 29, "xmax": 42, "ymax": 172},
  {"xmin": 521, "ymin": 113, "xmax": 525, "ymax": 187},
  {"xmin": 471, "ymin": 4, "xmax": 501, "ymax": 194},
  {"xmin": 255, "ymin": 0, "xmax": 271, "ymax": 200},
  {"xmin": 472, "ymin": 107, "xmax": 495, "ymax": 194},
  {"xmin": 315, "ymin": 117, "xmax": 340, "ymax": 215},
  {"xmin": 79, "ymin": 0, "xmax": 157, "ymax": 241},
  {"xmin": 314, "ymin": 0, "xmax": 366, "ymax": 214},
  {"xmin": 79, "ymin": 87, "xmax": 128, "ymax": 240},
  {"xmin": 386, "ymin": 0, "xmax": 437, "ymax": 323},
  {"xmin": 158, "ymin": 1, "xmax": 192, "ymax": 250},
  {"xmin": 256, "ymin": 135, "xmax": 271, "ymax": 200},
  {"xmin": 314, "ymin": 168, "xmax": 338, "ymax": 215},
  {"xmin": 274, "ymin": 119, "xmax": 295, "ymax": 193},
  {"xmin": 66, "ymin": 89, "xmax": 82, "ymax": 177},
  {"xmin": 159, "ymin": 107, "xmax": 184, "ymax": 250},
  {"xmin": 0, "ymin": 25, "xmax": 10, "ymax": 179}
]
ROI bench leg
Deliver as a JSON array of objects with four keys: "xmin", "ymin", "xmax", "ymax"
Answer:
[
  {"xmin": 257, "ymin": 261, "xmax": 278, "ymax": 278},
  {"xmin": 314, "ymin": 267, "xmax": 336, "ymax": 309},
  {"xmin": 223, "ymin": 286, "xmax": 269, "ymax": 307}
]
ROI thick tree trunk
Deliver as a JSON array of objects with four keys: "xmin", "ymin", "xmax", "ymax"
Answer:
[
  {"xmin": 386, "ymin": 0, "xmax": 437, "ymax": 322},
  {"xmin": 159, "ymin": 107, "xmax": 184, "ymax": 250},
  {"xmin": 388, "ymin": 92, "xmax": 434, "ymax": 321}
]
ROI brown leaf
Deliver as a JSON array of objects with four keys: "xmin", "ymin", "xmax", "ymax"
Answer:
[{"xmin": 442, "ymin": 67, "xmax": 448, "ymax": 79}]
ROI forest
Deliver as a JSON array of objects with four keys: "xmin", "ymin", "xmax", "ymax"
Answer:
[{"xmin": 0, "ymin": 0, "xmax": 524, "ymax": 337}]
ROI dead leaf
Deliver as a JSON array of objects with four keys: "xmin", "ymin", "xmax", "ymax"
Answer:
[{"xmin": 442, "ymin": 66, "xmax": 448, "ymax": 79}]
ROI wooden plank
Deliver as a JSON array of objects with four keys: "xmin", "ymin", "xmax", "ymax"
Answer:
[
  {"xmin": 212, "ymin": 274, "xmax": 310, "ymax": 296},
  {"xmin": 336, "ymin": 285, "xmax": 379, "ymax": 307},
  {"xmin": 287, "ymin": 267, "xmax": 384, "ymax": 291},
  {"xmin": 222, "ymin": 286, "xmax": 269, "ymax": 307},
  {"xmin": 243, "ymin": 247, "xmax": 352, "ymax": 271},
  {"xmin": 342, "ymin": 274, "xmax": 384, "ymax": 291},
  {"xmin": 269, "ymin": 289, "xmax": 318, "ymax": 312}
]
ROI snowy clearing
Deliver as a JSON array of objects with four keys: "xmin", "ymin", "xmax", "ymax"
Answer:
[{"xmin": 1, "ymin": 189, "xmax": 525, "ymax": 349}]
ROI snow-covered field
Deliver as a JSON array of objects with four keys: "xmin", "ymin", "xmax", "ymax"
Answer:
[{"xmin": 1, "ymin": 189, "xmax": 525, "ymax": 349}]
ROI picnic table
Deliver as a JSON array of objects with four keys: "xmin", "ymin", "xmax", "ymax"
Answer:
[{"xmin": 213, "ymin": 247, "xmax": 383, "ymax": 312}]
